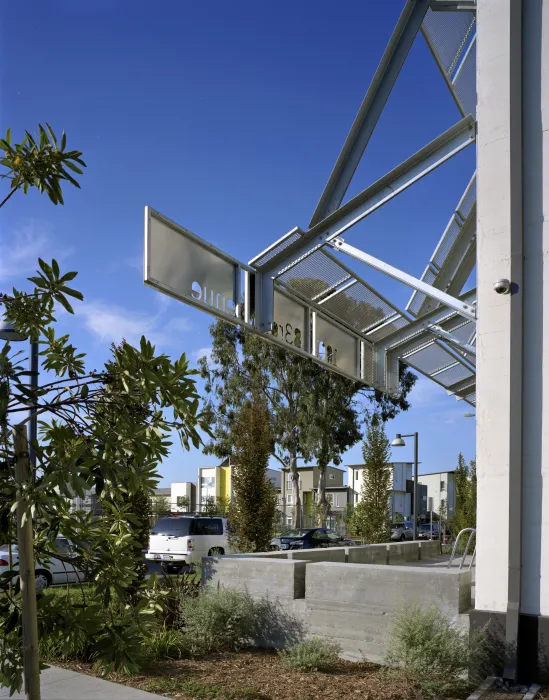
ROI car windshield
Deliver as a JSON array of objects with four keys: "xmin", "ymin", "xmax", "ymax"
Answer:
[{"xmin": 151, "ymin": 518, "xmax": 191, "ymax": 537}]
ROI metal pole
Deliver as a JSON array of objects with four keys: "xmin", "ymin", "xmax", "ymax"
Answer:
[
  {"xmin": 28, "ymin": 340, "xmax": 39, "ymax": 470},
  {"xmin": 413, "ymin": 432, "xmax": 418, "ymax": 540},
  {"xmin": 14, "ymin": 422, "xmax": 41, "ymax": 700}
]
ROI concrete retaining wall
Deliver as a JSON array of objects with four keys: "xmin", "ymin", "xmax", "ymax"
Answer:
[
  {"xmin": 203, "ymin": 556, "xmax": 307, "ymax": 600},
  {"xmin": 386, "ymin": 541, "xmax": 420, "ymax": 563},
  {"xmin": 202, "ymin": 546, "xmax": 471, "ymax": 663},
  {"xmin": 307, "ymin": 562, "xmax": 471, "ymax": 662},
  {"xmin": 419, "ymin": 539, "xmax": 441, "ymax": 559}
]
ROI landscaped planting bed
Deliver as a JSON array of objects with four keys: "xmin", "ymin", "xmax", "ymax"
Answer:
[{"xmin": 55, "ymin": 651, "xmax": 472, "ymax": 700}]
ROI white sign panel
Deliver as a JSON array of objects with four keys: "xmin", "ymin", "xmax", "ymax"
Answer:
[
  {"xmin": 315, "ymin": 315, "xmax": 359, "ymax": 377},
  {"xmin": 145, "ymin": 207, "xmax": 238, "ymax": 319},
  {"xmin": 144, "ymin": 206, "xmax": 365, "ymax": 384},
  {"xmin": 273, "ymin": 290, "xmax": 308, "ymax": 351}
]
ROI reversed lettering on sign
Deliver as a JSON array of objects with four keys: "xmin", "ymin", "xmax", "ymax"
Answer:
[
  {"xmin": 191, "ymin": 281, "xmax": 236, "ymax": 314},
  {"xmin": 272, "ymin": 321, "xmax": 302, "ymax": 348}
]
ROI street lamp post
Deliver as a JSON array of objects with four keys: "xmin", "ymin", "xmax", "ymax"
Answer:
[{"xmin": 391, "ymin": 432, "xmax": 419, "ymax": 540}]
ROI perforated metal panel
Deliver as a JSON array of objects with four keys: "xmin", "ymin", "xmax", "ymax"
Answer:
[
  {"xmin": 278, "ymin": 250, "xmax": 349, "ymax": 300},
  {"xmin": 365, "ymin": 314, "xmax": 410, "ymax": 343},
  {"xmin": 321, "ymin": 280, "xmax": 399, "ymax": 334},
  {"xmin": 433, "ymin": 362, "xmax": 474, "ymax": 387},
  {"xmin": 422, "ymin": 8, "xmax": 476, "ymax": 77},
  {"xmin": 453, "ymin": 38, "xmax": 477, "ymax": 118},
  {"xmin": 250, "ymin": 229, "xmax": 303, "ymax": 268},
  {"xmin": 457, "ymin": 174, "xmax": 476, "ymax": 221},
  {"xmin": 403, "ymin": 342, "xmax": 457, "ymax": 375}
]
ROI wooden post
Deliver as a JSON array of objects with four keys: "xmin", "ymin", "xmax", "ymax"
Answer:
[{"xmin": 14, "ymin": 422, "xmax": 41, "ymax": 700}]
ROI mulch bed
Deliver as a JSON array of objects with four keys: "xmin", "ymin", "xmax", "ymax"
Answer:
[{"xmin": 56, "ymin": 650, "xmax": 471, "ymax": 700}]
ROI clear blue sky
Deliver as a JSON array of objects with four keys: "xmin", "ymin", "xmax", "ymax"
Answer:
[{"xmin": 0, "ymin": 1, "xmax": 476, "ymax": 485}]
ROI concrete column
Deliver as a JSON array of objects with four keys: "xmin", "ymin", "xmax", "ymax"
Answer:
[{"xmin": 474, "ymin": 0, "xmax": 549, "ymax": 682}]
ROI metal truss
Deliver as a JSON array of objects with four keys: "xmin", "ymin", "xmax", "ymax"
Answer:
[{"xmin": 248, "ymin": 0, "xmax": 478, "ymax": 404}]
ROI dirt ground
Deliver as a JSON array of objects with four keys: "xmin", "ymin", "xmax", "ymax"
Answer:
[{"xmin": 59, "ymin": 650, "xmax": 471, "ymax": 700}]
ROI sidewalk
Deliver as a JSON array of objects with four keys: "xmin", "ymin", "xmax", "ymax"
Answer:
[{"xmin": 0, "ymin": 666, "xmax": 166, "ymax": 700}]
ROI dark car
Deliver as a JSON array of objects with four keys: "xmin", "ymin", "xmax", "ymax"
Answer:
[
  {"xmin": 278, "ymin": 528, "xmax": 354, "ymax": 550},
  {"xmin": 417, "ymin": 523, "xmax": 444, "ymax": 540}
]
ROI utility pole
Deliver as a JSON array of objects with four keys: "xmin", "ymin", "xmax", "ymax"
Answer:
[{"xmin": 14, "ymin": 423, "xmax": 41, "ymax": 700}]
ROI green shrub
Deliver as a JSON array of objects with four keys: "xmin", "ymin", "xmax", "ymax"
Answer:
[
  {"xmin": 178, "ymin": 587, "xmax": 304, "ymax": 656},
  {"xmin": 384, "ymin": 602, "xmax": 486, "ymax": 698},
  {"xmin": 178, "ymin": 587, "xmax": 259, "ymax": 654},
  {"xmin": 278, "ymin": 638, "xmax": 340, "ymax": 672},
  {"xmin": 145, "ymin": 625, "xmax": 189, "ymax": 661}
]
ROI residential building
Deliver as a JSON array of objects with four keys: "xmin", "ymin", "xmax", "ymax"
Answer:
[
  {"xmin": 198, "ymin": 458, "xmax": 282, "ymax": 512},
  {"xmin": 347, "ymin": 463, "xmax": 427, "ymax": 521},
  {"xmin": 171, "ymin": 481, "xmax": 196, "ymax": 512},
  {"xmin": 417, "ymin": 470, "xmax": 456, "ymax": 519},
  {"xmin": 279, "ymin": 465, "xmax": 351, "ymax": 528}
]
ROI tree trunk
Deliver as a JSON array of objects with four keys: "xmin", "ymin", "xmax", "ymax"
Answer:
[
  {"xmin": 316, "ymin": 461, "xmax": 330, "ymax": 527},
  {"xmin": 290, "ymin": 454, "xmax": 302, "ymax": 528},
  {"xmin": 14, "ymin": 423, "xmax": 41, "ymax": 700}
]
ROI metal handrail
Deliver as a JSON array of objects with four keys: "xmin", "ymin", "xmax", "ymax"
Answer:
[{"xmin": 448, "ymin": 527, "xmax": 476, "ymax": 570}]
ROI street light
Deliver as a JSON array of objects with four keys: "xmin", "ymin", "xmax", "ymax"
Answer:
[
  {"xmin": 391, "ymin": 432, "xmax": 419, "ymax": 540},
  {"xmin": 0, "ymin": 320, "xmax": 39, "ymax": 467}
]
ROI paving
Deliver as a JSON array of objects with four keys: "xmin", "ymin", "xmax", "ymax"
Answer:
[{"xmin": 0, "ymin": 666, "xmax": 165, "ymax": 700}]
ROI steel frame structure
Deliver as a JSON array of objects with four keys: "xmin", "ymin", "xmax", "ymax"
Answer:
[{"xmin": 248, "ymin": 0, "xmax": 478, "ymax": 406}]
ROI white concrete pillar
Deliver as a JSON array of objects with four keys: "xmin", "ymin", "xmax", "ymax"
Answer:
[{"xmin": 475, "ymin": 0, "xmax": 549, "ymax": 681}]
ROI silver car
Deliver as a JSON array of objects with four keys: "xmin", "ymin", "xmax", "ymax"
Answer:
[{"xmin": 390, "ymin": 522, "xmax": 414, "ymax": 541}]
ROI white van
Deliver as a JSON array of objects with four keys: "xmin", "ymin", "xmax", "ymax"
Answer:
[{"xmin": 146, "ymin": 516, "xmax": 229, "ymax": 573}]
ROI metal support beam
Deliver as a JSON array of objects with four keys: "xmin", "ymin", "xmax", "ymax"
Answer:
[
  {"xmin": 446, "ymin": 376, "xmax": 476, "ymax": 396},
  {"xmin": 310, "ymin": 0, "xmax": 430, "ymax": 226},
  {"xmin": 430, "ymin": 0, "xmax": 476, "ymax": 9},
  {"xmin": 428, "ymin": 323, "xmax": 476, "ymax": 356},
  {"xmin": 331, "ymin": 238, "xmax": 477, "ymax": 321},
  {"xmin": 372, "ymin": 289, "xmax": 476, "ymax": 349},
  {"xmin": 259, "ymin": 116, "xmax": 476, "ymax": 278}
]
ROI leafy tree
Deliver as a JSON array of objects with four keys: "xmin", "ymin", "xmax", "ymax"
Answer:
[
  {"xmin": 201, "ymin": 495, "xmax": 218, "ymax": 516},
  {"xmin": 0, "ymin": 124, "xmax": 85, "ymax": 208},
  {"xmin": 299, "ymin": 367, "xmax": 361, "ymax": 525},
  {"xmin": 0, "ymin": 125, "xmax": 208, "ymax": 693},
  {"xmin": 200, "ymin": 321, "xmax": 415, "ymax": 528},
  {"xmin": 393, "ymin": 511, "xmax": 404, "ymax": 523},
  {"xmin": 452, "ymin": 453, "xmax": 477, "ymax": 534},
  {"xmin": 352, "ymin": 420, "xmax": 392, "ymax": 543},
  {"xmin": 176, "ymin": 495, "xmax": 191, "ymax": 512},
  {"xmin": 228, "ymin": 392, "xmax": 277, "ymax": 552},
  {"xmin": 151, "ymin": 494, "xmax": 171, "ymax": 520}
]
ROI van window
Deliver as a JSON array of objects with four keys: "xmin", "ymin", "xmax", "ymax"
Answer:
[
  {"xmin": 152, "ymin": 518, "xmax": 191, "ymax": 537},
  {"xmin": 191, "ymin": 519, "xmax": 223, "ymax": 536}
]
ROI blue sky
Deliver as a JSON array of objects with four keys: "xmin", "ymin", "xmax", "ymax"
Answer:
[{"xmin": 0, "ymin": 1, "xmax": 476, "ymax": 485}]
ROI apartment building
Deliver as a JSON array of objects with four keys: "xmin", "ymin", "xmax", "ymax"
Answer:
[
  {"xmin": 198, "ymin": 458, "xmax": 282, "ymax": 512},
  {"xmin": 417, "ymin": 470, "xmax": 456, "ymax": 518},
  {"xmin": 348, "ymin": 463, "xmax": 453, "ymax": 520},
  {"xmin": 348, "ymin": 462, "xmax": 427, "ymax": 521},
  {"xmin": 279, "ymin": 465, "xmax": 351, "ymax": 527}
]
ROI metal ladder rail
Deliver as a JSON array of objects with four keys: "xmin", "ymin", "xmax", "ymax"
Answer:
[{"xmin": 448, "ymin": 527, "xmax": 476, "ymax": 570}]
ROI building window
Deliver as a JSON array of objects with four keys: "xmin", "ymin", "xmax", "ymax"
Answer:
[
  {"xmin": 312, "ymin": 491, "xmax": 317, "ymax": 502},
  {"xmin": 355, "ymin": 470, "xmax": 359, "ymax": 480},
  {"xmin": 355, "ymin": 493, "xmax": 358, "ymax": 503},
  {"xmin": 329, "ymin": 473, "xmax": 335, "ymax": 480},
  {"xmin": 286, "ymin": 494, "xmax": 293, "ymax": 505},
  {"xmin": 201, "ymin": 476, "xmax": 215, "ymax": 488},
  {"xmin": 440, "ymin": 480, "xmax": 446, "ymax": 491},
  {"xmin": 326, "ymin": 493, "xmax": 334, "ymax": 505}
]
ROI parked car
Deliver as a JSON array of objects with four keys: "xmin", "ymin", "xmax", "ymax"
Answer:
[
  {"xmin": 146, "ymin": 516, "xmax": 229, "ymax": 573},
  {"xmin": 278, "ymin": 528, "xmax": 354, "ymax": 550},
  {"xmin": 270, "ymin": 529, "xmax": 313, "ymax": 551},
  {"xmin": 390, "ymin": 522, "xmax": 414, "ymax": 541},
  {"xmin": 417, "ymin": 522, "xmax": 445, "ymax": 540},
  {"xmin": 0, "ymin": 536, "xmax": 83, "ymax": 591}
]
